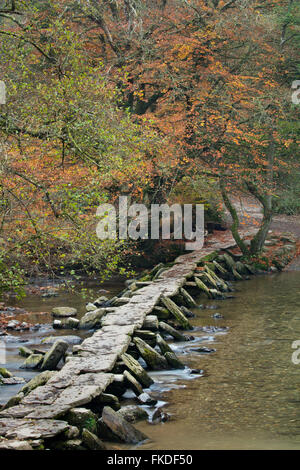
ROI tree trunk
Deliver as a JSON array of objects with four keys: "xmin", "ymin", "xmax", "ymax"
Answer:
[{"xmin": 220, "ymin": 178, "xmax": 249, "ymax": 256}]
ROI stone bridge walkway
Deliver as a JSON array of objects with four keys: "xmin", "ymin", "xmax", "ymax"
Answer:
[{"xmin": 0, "ymin": 229, "xmax": 255, "ymax": 443}]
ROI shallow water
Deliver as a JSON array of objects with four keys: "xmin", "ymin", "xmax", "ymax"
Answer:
[
  {"xmin": 132, "ymin": 272, "xmax": 300, "ymax": 450},
  {"xmin": 0, "ymin": 278, "xmax": 124, "ymax": 404}
]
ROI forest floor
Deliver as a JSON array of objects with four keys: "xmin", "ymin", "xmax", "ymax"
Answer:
[{"xmin": 227, "ymin": 195, "xmax": 300, "ymax": 270}]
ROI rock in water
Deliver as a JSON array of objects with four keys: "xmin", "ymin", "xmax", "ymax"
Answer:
[
  {"xmin": 160, "ymin": 297, "xmax": 192, "ymax": 329},
  {"xmin": 116, "ymin": 406, "xmax": 148, "ymax": 423},
  {"xmin": 134, "ymin": 330, "xmax": 157, "ymax": 347},
  {"xmin": 164, "ymin": 352, "xmax": 185, "ymax": 369},
  {"xmin": 142, "ymin": 315, "xmax": 159, "ymax": 331},
  {"xmin": 180, "ymin": 287, "xmax": 197, "ymax": 307},
  {"xmin": 85, "ymin": 303, "xmax": 97, "ymax": 312},
  {"xmin": 20, "ymin": 354, "xmax": 44, "ymax": 370},
  {"xmin": 79, "ymin": 309, "xmax": 106, "ymax": 330},
  {"xmin": 51, "ymin": 307, "xmax": 78, "ymax": 318},
  {"xmin": 0, "ymin": 367, "xmax": 12, "ymax": 378},
  {"xmin": 133, "ymin": 337, "xmax": 168, "ymax": 370},
  {"xmin": 42, "ymin": 335, "xmax": 81, "ymax": 345},
  {"xmin": 235, "ymin": 261, "xmax": 248, "ymax": 275},
  {"xmin": 137, "ymin": 392, "xmax": 157, "ymax": 406},
  {"xmin": 20, "ymin": 371, "xmax": 56, "ymax": 396},
  {"xmin": 123, "ymin": 370, "xmax": 143, "ymax": 396},
  {"xmin": 82, "ymin": 428, "xmax": 107, "ymax": 450},
  {"xmin": 40, "ymin": 340, "xmax": 69, "ymax": 371},
  {"xmin": 223, "ymin": 253, "xmax": 235, "ymax": 270},
  {"xmin": 93, "ymin": 393, "xmax": 120, "ymax": 411},
  {"xmin": 158, "ymin": 321, "xmax": 188, "ymax": 342},
  {"xmin": 121, "ymin": 353, "xmax": 153, "ymax": 388},
  {"xmin": 101, "ymin": 406, "xmax": 148, "ymax": 444},
  {"xmin": 1, "ymin": 377, "xmax": 26, "ymax": 385},
  {"xmin": 53, "ymin": 318, "xmax": 80, "ymax": 330},
  {"xmin": 65, "ymin": 408, "xmax": 98, "ymax": 434},
  {"xmin": 156, "ymin": 334, "xmax": 173, "ymax": 355},
  {"xmin": 18, "ymin": 346, "xmax": 33, "ymax": 358}
]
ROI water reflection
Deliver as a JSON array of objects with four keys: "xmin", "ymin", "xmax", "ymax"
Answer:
[{"xmin": 134, "ymin": 272, "xmax": 300, "ymax": 450}]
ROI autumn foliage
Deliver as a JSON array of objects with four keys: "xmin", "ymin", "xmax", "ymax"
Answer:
[{"xmin": 0, "ymin": 0, "xmax": 299, "ymax": 289}]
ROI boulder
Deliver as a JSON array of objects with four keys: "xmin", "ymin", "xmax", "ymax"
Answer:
[
  {"xmin": 232, "ymin": 268, "xmax": 243, "ymax": 281},
  {"xmin": 93, "ymin": 296, "xmax": 109, "ymax": 307},
  {"xmin": 105, "ymin": 375, "xmax": 127, "ymax": 397},
  {"xmin": 100, "ymin": 406, "xmax": 147, "ymax": 444},
  {"xmin": 65, "ymin": 408, "xmax": 98, "ymax": 434},
  {"xmin": 0, "ymin": 439, "xmax": 33, "ymax": 450},
  {"xmin": 18, "ymin": 346, "xmax": 33, "ymax": 358},
  {"xmin": 223, "ymin": 253, "xmax": 235, "ymax": 270},
  {"xmin": 179, "ymin": 287, "xmax": 197, "ymax": 307},
  {"xmin": 121, "ymin": 353, "xmax": 153, "ymax": 388},
  {"xmin": 142, "ymin": 315, "xmax": 159, "ymax": 331},
  {"xmin": 133, "ymin": 337, "xmax": 168, "ymax": 370},
  {"xmin": 86, "ymin": 303, "xmax": 97, "ymax": 312},
  {"xmin": 0, "ymin": 418, "xmax": 70, "ymax": 440},
  {"xmin": 134, "ymin": 330, "xmax": 157, "ymax": 347},
  {"xmin": 20, "ymin": 371, "xmax": 56, "ymax": 396},
  {"xmin": 180, "ymin": 306, "xmax": 195, "ymax": 318},
  {"xmin": 194, "ymin": 277, "xmax": 212, "ymax": 298},
  {"xmin": 0, "ymin": 367, "xmax": 12, "ymax": 378},
  {"xmin": 160, "ymin": 297, "xmax": 192, "ymax": 329},
  {"xmin": 65, "ymin": 425, "xmax": 80, "ymax": 440},
  {"xmin": 82, "ymin": 428, "xmax": 107, "ymax": 450},
  {"xmin": 213, "ymin": 260, "xmax": 228, "ymax": 275},
  {"xmin": 137, "ymin": 392, "xmax": 157, "ymax": 406},
  {"xmin": 235, "ymin": 261, "xmax": 248, "ymax": 275},
  {"xmin": 7, "ymin": 320, "xmax": 20, "ymax": 330},
  {"xmin": 123, "ymin": 370, "xmax": 143, "ymax": 396},
  {"xmin": 1, "ymin": 377, "xmax": 26, "ymax": 385},
  {"xmin": 156, "ymin": 334, "xmax": 173, "ymax": 355},
  {"xmin": 151, "ymin": 407, "xmax": 170, "ymax": 424},
  {"xmin": 164, "ymin": 352, "xmax": 185, "ymax": 369},
  {"xmin": 79, "ymin": 309, "xmax": 106, "ymax": 330},
  {"xmin": 92, "ymin": 393, "xmax": 120, "ymax": 411},
  {"xmin": 153, "ymin": 306, "xmax": 170, "ymax": 320},
  {"xmin": 53, "ymin": 318, "xmax": 80, "ymax": 329},
  {"xmin": 40, "ymin": 340, "xmax": 69, "ymax": 371},
  {"xmin": 2, "ymin": 392, "xmax": 24, "ymax": 410},
  {"xmin": 116, "ymin": 405, "xmax": 148, "ymax": 423},
  {"xmin": 20, "ymin": 354, "xmax": 44, "ymax": 370},
  {"xmin": 51, "ymin": 439, "xmax": 85, "ymax": 451},
  {"xmin": 158, "ymin": 321, "xmax": 188, "ymax": 342},
  {"xmin": 42, "ymin": 335, "xmax": 81, "ymax": 345},
  {"xmin": 51, "ymin": 307, "xmax": 77, "ymax": 318}
]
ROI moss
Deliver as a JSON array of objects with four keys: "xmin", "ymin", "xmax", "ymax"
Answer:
[
  {"xmin": 84, "ymin": 417, "xmax": 97, "ymax": 434},
  {"xmin": 198, "ymin": 251, "xmax": 218, "ymax": 264}
]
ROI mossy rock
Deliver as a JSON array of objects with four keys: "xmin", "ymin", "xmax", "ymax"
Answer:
[
  {"xmin": 65, "ymin": 408, "xmax": 98, "ymax": 434},
  {"xmin": 133, "ymin": 337, "xmax": 168, "ymax": 371},
  {"xmin": 198, "ymin": 251, "xmax": 218, "ymax": 263},
  {"xmin": 0, "ymin": 368, "xmax": 12, "ymax": 378}
]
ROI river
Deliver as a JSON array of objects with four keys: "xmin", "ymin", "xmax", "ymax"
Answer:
[
  {"xmin": 0, "ymin": 272, "xmax": 299, "ymax": 449},
  {"xmin": 133, "ymin": 271, "xmax": 300, "ymax": 450}
]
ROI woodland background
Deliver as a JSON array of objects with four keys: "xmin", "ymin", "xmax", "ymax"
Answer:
[{"xmin": 0, "ymin": 0, "xmax": 299, "ymax": 295}]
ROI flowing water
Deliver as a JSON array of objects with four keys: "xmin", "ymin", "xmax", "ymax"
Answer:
[
  {"xmin": 132, "ymin": 271, "xmax": 300, "ymax": 450},
  {"xmin": 1, "ymin": 272, "xmax": 300, "ymax": 450},
  {"xmin": 0, "ymin": 278, "xmax": 124, "ymax": 405}
]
